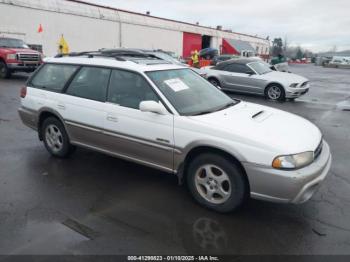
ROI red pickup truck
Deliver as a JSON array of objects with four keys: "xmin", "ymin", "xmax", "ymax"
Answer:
[{"xmin": 0, "ymin": 37, "xmax": 43, "ymax": 79}]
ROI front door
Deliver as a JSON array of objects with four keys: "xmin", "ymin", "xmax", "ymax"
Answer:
[
  {"xmin": 103, "ymin": 69, "xmax": 174, "ymax": 172},
  {"xmin": 222, "ymin": 63, "xmax": 264, "ymax": 94}
]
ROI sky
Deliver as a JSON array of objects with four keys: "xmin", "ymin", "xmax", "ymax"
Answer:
[{"xmin": 84, "ymin": 0, "xmax": 350, "ymax": 52}]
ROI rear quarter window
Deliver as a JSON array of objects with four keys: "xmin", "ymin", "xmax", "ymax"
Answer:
[{"xmin": 29, "ymin": 64, "xmax": 78, "ymax": 92}]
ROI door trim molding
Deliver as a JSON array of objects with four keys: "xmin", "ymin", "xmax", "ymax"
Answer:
[
  {"xmin": 65, "ymin": 120, "xmax": 174, "ymax": 151},
  {"xmin": 71, "ymin": 140, "xmax": 175, "ymax": 173}
]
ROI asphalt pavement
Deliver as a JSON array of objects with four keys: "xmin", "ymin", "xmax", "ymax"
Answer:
[{"xmin": 0, "ymin": 64, "xmax": 349, "ymax": 255}]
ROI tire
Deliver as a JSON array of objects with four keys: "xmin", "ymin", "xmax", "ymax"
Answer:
[
  {"xmin": 41, "ymin": 117, "xmax": 74, "ymax": 158},
  {"xmin": 0, "ymin": 60, "xmax": 11, "ymax": 79},
  {"xmin": 186, "ymin": 153, "xmax": 248, "ymax": 213},
  {"xmin": 208, "ymin": 78, "xmax": 221, "ymax": 90},
  {"xmin": 265, "ymin": 84, "xmax": 285, "ymax": 101}
]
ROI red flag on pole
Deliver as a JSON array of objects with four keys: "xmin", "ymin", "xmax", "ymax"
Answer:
[{"xmin": 37, "ymin": 24, "xmax": 43, "ymax": 33}]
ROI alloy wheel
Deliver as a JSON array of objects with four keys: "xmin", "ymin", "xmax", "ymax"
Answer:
[
  {"xmin": 267, "ymin": 86, "xmax": 282, "ymax": 100},
  {"xmin": 210, "ymin": 79, "xmax": 221, "ymax": 90},
  {"xmin": 45, "ymin": 124, "xmax": 64, "ymax": 153},
  {"xmin": 194, "ymin": 164, "xmax": 232, "ymax": 204}
]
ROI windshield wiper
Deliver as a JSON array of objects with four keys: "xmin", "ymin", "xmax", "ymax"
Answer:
[
  {"xmin": 192, "ymin": 101, "xmax": 237, "ymax": 116},
  {"xmin": 213, "ymin": 101, "xmax": 237, "ymax": 113},
  {"xmin": 192, "ymin": 110, "xmax": 216, "ymax": 116}
]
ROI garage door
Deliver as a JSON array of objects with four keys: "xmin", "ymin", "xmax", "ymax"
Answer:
[{"xmin": 182, "ymin": 32, "xmax": 202, "ymax": 58}]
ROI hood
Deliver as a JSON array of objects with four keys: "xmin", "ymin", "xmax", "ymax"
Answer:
[
  {"xmin": 189, "ymin": 101, "xmax": 321, "ymax": 154},
  {"xmin": 262, "ymin": 71, "xmax": 308, "ymax": 84}
]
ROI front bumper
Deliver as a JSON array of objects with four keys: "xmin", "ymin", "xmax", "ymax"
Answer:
[
  {"xmin": 285, "ymin": 87, "xmax": 309, "ymax": 98},
  {"xmin": 243, "ymin": 140, "xmax": 332, "ymax": 204},
  {"xmin": 7, "ymin": 62, "xmax": 41, "ymax": 72}
]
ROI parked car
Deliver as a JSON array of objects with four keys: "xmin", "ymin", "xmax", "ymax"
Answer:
[
  {"xmin": 199, "ymin": 48, "xmax": 219, "ymax": 60},
  {"xmin": 0, "ymin": 37, "xmax": 43, "ymax": 78},
  {"xmin": 273, "ymin": 62, "xmax": 291, "ymax": 73},
  {"xmin": 211, "ymin": 54, "xmax": 239, "ymax": 65},
  {"xmin": 19, "ymin": 51, "xmax": 331, "ymax": 213},
  {"xmin": 142, "ymin": 49, "xmax": 206, "ymax": 77},
  {"xmin": 143, "ymin": 50, "xmax": 185, "ymax": 66},
  {"xmin": 201, "ymin": 58, "xmax": 310, "ymax": 101}
]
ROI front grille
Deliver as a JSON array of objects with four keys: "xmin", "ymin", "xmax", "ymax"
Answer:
[
  {"xmin": 314, "ymin": 140, "xmax": 323, "ymax": 160},
  {"xmin": 301, "ymin": 81, "xmax": 309, "ymax": 87},
  {"xmin": 17, "ymin": 53, "xmax": 40, "ymax": 63}
]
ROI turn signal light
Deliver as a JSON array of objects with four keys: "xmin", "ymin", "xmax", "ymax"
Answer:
[
  {"xmin": 272, "ymin": 158, "xmax": 282, "ymax": 168},
  {"xmin": 20, "ymin": 86, "xmax": 27, "ymax": 98}
]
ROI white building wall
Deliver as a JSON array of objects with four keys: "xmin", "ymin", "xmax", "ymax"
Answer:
[
  {"xmin": 0, "ymin": 1, "xmax": 120, "ymax": 55},
  {"xmin": 0, "ymin": 0, "xmax": 270, "ymax": 56},
  {"xmin": 121, "ymin": 24, "xmax": 183, "ymax": 55}
]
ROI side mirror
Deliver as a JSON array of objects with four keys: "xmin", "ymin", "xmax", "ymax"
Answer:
[
  {"xmin": 246, "ymin": 71, "xmax": 255, "ymax": 76},
  {"xmin": 139, "ymin": 101, "xmax": 168, "ymax": 115}
]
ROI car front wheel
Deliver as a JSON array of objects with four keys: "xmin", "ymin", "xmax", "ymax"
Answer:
[
  {"xmin": 0, "ymin": 61, "xmax": 11, "ymax": 79},
  {"xmin": 265, "ymin": 84, "xmax": 285, "ymax": 101},
  {"xmin": 187, "ymin": 153, "xmax": 247, "ymax": 213}
]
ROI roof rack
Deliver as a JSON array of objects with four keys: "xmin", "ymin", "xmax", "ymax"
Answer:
[
  {"xmin": 54, "ymin": 49, "xmax": 168, "ymax": 64},
  {"xmin": 55, "ymin": 51, "xmax": 126, "ymax": 60}
]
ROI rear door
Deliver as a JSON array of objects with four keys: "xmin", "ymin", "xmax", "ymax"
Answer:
[
  {"xmin": 58, "ymin": 66, "xmax": 111, "ymax": 148},
  {"xmin": 103, "ymin": 69, "xmax": 174, "ymax": 172},
  {"xmin": 27, "ymin": 63, "xmax": 79, "ymax": 113}
]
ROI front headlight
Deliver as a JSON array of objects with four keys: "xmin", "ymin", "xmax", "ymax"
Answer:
[
  {"xmin": 289, "ymin": 83, "xmax": 299, "ymax": 88},
  {"xmin": 272, "ymin": 151, "xmax": 314, "ymax": 170},
  {"xmin": 7, "ymin": 54, "xmax": 17, "ymax": 60}
]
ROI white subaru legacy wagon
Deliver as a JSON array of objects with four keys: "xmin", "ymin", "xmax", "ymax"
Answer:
[{"xmin": 18, "ymin": 51, "xmax": 332, "ymax": 212}]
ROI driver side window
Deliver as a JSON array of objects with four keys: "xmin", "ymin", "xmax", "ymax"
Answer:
[
  {"xmin": 108, "ymin": 69, "xmax": 159, "ymax": 110},
  {"xmin": 224, "ymin": 63, "xmax": 249, "ymax": 74}
]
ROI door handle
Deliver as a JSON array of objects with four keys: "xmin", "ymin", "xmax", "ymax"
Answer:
[
  {"xmin": 107, "ymin": 115, "xmax": 118, "ymax": 122},
  {"xmin": 57, "ymin": 104, "xmax": 66, "ymax": 110}
]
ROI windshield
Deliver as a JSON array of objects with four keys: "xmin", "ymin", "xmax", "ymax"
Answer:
[
  {"xmin": 248, "ymin": 61, "xmax": 272, "ymax": 75},
  {"xmin": 0, "ymin": 38, "xmax": 29, "ymax": 49},
  {"xmin": 146, "ymin": 69, "xmax": 239, "ymax": 116}
]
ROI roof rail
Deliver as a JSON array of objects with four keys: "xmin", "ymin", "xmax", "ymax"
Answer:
[
  {"xmin": 54, "ymin": 49, "xmax": 170, "ymax": 64},
  {"xmin": 100, "ymin": 48, "xmax": 162, "ymax": 60},
  {"xmin": 54, "ymin": 51, "xmax": 127, "ymax": 61}
]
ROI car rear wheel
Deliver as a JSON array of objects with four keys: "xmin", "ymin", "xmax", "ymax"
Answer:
[
  {"xmin": 0, "ymin": 61, "xmax": 11, "ymax": 79},
  {"xmin": 209, "ymin": 78, "xmax": 221, "ymax": 90},
  {"xmin": 265, "ymin": 84, "xmax": 285, "ymax": 101},
  {"xmin": 42, "ymin": 117, "xmax": 74, "ymax": 158},
  {"xmin": 187, "ymin": 153, "xmax": 247, "ymax": 213}
]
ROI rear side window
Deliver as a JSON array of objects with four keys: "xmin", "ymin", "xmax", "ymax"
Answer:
[
  {"xmin": 30, "ymin": 64, "xmax": 78, "ymax": 92},
  {"xmin": 66, "ymin": 66, "xmax": 111, "ymax": 102}
]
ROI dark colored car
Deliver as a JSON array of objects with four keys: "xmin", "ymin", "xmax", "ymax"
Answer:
[
  {"xmin": 199, "ymin": 48, "xmax": 219, "ymax": 60},
  {"xmin": 212, "ymin": 54, "xmax": 239, "ymax": 65}
]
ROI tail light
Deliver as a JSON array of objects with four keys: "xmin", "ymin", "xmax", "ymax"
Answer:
[{"xmin": 20, "ymin": 86, "xmax": 27, "ymax": 98}]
